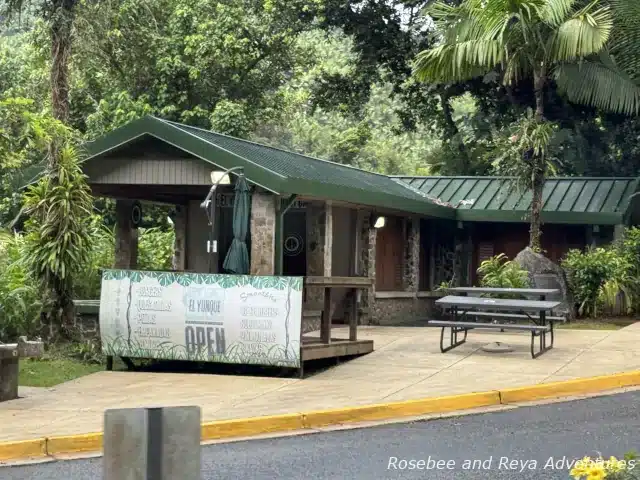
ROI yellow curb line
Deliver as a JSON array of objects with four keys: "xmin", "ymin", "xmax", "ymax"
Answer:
[{"xmin": 2, "ymin": 370, "xmax": 640, "ymax": 463}]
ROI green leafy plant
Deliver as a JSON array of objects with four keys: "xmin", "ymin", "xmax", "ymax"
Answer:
[
  {"xmin": 0, "ymin": 230, "xmax": 42, "ymax": 340},
  {"xmin": 137, "ymin": 227, "xmax": 176, "ymax": 271},
  {"xmin": 562, "ymin": 247, "xmax": 630, "ymax": 317},
  {"xmin": 20, "ymin": 142, "xmax": 94, "ymax": 340},
  {"xmin": 67, "ymin": 338, "xmax": 104, "ymax": 365},
  {"xmin": 476, "ymin": 253, "xmax": 530, "ymax": 290}
]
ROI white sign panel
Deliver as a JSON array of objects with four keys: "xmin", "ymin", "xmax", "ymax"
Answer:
[{"xmin": 99, "ymin": 270, "xmax": 303, "ymax": 368}]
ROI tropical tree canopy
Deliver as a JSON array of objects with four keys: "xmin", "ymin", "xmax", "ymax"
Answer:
[{"xmin": 414, "ymin": 0, "xmax": 640, "ymax": 116}]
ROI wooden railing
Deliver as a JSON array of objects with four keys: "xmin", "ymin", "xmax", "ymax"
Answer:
[{"xmin": 303, "ymin": 276, "xmax": 373, "ymax": 344}]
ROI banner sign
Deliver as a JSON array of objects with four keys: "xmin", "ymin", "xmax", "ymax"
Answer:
[{"xmin": 99, "ymin": 270, "xmax": 303, "ymax": 368}]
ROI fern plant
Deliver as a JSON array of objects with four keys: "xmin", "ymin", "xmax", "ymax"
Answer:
[{"xmin": 477, "ymin": 253, "xmax": 530, "ymax": 290}]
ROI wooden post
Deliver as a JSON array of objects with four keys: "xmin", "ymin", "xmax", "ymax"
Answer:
[
  {"xmin": 348, "ymin": 287, "xmax": 358, "ymax": 341},
  {"xmin": 173, "ymin": 205, "xmax": 187, "ymax": 271},
  {"xmin": 321, "ymin": 287, "xmax": 332, "ymax": 344},
  {"xmin": 104, "ymin": 406, "xmax": 201, "ymax": 480},
  {"xmin": 114, "ymin": 199, "xmax": 138, "ymax": 269}
]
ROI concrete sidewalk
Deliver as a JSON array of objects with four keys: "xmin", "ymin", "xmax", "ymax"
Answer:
[{"xmin": 2, "ymin": 324, "xmax": 640, "ymax": 442}]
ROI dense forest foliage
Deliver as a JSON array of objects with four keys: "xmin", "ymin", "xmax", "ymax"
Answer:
[{"xmin": 1, "ymin": 0, "xmax": 640, "ymax": 339}]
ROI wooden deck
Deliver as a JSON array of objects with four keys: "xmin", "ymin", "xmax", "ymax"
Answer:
[{"xmin": 301, "ymin": 336, "xmax": 374, "ymax": 361}]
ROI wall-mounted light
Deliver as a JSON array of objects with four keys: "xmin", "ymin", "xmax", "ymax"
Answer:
[
  {"xmin": 374, "ymin": 216, "xmax": 386, "ymax": 229},
  {"xmin": 593, "ymin": 225, "xmax": 600, "ymax": 233},
  {"xmin": 210, "ymin": 171, "xmax": 232, "ymax": 186}
]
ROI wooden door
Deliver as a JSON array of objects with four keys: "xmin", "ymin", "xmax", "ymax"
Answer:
[{"xmin": 375, "ymin": 217, "xmax": 404, "ymax": 291}]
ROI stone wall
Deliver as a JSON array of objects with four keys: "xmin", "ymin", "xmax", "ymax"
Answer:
[
  {"xmin": 372, "ymin": 296, "xmax": 442, "ymax": 326},
  {"xmin": 357, "ymin": 211, "xmax": 376, "ymax": 322},
  {"xmin": 403, "ymin": 218, "xmax": 420, "ymax": 292},
  {"xmin": 305, "ymin": 202, "xmax": 332, "ymax": 310},
  {"xmin": 366, "ymin": 216, "xmax": 428, "ymax": 325},
  {"xmin": 75, "ymin": 313, "xmax": 100, "ymax": 339},
  {"xmin": 302, "ymin": 310, "xmax": 322, "ymax": 334},
  {"xmin": 250, "ymin": 192, "xmax": 276, "ymax": 275}
]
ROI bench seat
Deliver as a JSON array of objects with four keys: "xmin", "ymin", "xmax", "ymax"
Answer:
[
  {"xmin": 426, "ymin": 320, "xmax": 550, "ymax": 332},
  {"xmin": 427, "ymin": 319, "xmax": 554, "ymax": 358},
  {"xmin": 464, "ymin": 311, "xmax": 565, "ymax": 322}
]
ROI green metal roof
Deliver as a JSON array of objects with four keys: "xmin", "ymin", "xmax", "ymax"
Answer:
[
  {"xmin": 83, "ymin": 116, "xmax": 455, "ymax": 219},
  {"xmin": 82, "ymin": 117, "xmax": 639, "ymax": 225},
  {"xmin": 393, "ymin": 176, "xmax": 640, "ymax": 225}
]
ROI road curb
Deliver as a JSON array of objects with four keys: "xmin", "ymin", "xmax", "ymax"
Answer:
[
  {"xmin": 499, "ymin": 370, "xmax": 640, "ymax": 403},
  {"xmin": 2, "ymin": 370, "xmax": 640, "ymax": 464}
]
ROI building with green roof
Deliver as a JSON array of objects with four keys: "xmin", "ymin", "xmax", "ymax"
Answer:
[{"xmin": 80, "ymin": 116, "xmax": 640, "ymax": 326}]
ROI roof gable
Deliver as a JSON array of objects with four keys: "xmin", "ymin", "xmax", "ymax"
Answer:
[{"xmin": 83, "ymin": 116, "xmax": 455, "ymax": 218}]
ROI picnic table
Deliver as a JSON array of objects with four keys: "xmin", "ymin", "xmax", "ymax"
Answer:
[
  {"xmin": 445, "ymin": 287, "xmax": 559, "ymax": 301},
  {"xmin": 429, "ymin": 294, "xmax": 561, "ymax": 358}
]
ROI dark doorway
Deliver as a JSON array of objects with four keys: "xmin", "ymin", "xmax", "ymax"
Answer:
[{"xmin": 282, "ymin": 210, "xmax": 307, "ymax": 276}]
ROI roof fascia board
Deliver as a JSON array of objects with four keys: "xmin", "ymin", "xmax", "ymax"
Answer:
[
  {"xmin": 289, "ymin": 178, "xmax": 456, "ymax": 219},
  {"xmin": 456, "ymin": 209, "xmax": 622, "ymax": 225}
]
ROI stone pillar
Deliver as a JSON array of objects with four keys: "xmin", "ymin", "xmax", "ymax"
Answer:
[
  {"xmin": 0, "ymin": 347, "xmax": 18, "ymax": 402},
  {"xmin": 357, "ymin": 211, "xmax": 376, "ymax": 323},
  {"xmin": 614, "ymin": 224, "xmax": 626, "ymax": 242},
  {"xmin": 305, "ymin": 201, "xmax": 333, "ymax": 309},
  {"xmin": 403, "ymin": 218, "xmax": 420, "ymax": 292},
  {"xmin": 172, "ymin": 205, "xmax": 187, "ymax": 271},
  {"xmin": 250, "ymin": 192, "xmax": 276, "ymax": 275},
  {"xmin": 114, "ymin": 199, "xmax": 138, "ymax": 269}
]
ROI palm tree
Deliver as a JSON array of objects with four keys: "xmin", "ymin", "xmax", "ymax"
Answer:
[
  {"xmin": 413, "ymin": 0, "xmax": 637, "ymax": 251},
  {"xmin": 555, "ymin": 0, "xmax": 640, "ymax": 113}
]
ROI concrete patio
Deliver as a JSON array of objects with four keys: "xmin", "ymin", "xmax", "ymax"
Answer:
[{"xmin": 2, "ymin": 323, "xmax": 640, "ymax": 442}]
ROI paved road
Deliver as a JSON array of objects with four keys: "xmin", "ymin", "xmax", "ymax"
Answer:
[{"xmin": 3, "ymin": 391, "xmax": 639, "ymax": 480}]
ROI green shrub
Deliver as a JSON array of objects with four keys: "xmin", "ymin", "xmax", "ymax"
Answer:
[
  {"xmin": 73, "ymin": 215, "xmax": 116, "ymax": 300},
  {"xmin": 138, "ymin": 227, "xmax": 175, "ymax": 271},
  {"xmin": 0, "ymin": 231, "xmax": 42, "ymax": 340},
  {"xmin": 476, "ymin": 253, "xmax": 530, "ymax": 289},
  {"xmin": 616, "ymin": 227, "xmax": 640, "ymax": 311},
  {"xmin": 72, "ymin": 224, "xmax": 175, "ymax": 300},
  {"xmin": 562, "ymin": 247, "xmax": 631, "ymax": 317}
]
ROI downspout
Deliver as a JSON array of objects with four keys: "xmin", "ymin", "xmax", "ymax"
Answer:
[{"xmin": 275, "ymin": 194, "xmax": 298, "ymax": 275}]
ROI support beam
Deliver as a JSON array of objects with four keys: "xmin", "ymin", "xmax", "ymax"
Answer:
[
  {"xmin": 172, "ymin": 205, "xmax": 187, "ymax": 270},
  {"xmin": 114, "ymin": 199, "xmax": 139, "ymax": 269},
  {"xmin": 250, "ymin": 192, "xmax": 276, "ymax": 275},
  {"xmin": 403, "ymin": 218, "xmax": 420, "ymax": 293},
  {"xmin": 305, "ymin": 201, "xmax": 333, "ymax": 309}
]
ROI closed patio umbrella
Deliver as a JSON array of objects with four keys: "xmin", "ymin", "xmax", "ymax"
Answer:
[{"xmin": 223, "ymin": 175, "xmax": 250, "ymax": 274}]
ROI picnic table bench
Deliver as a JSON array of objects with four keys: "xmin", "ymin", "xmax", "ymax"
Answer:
[
  {"xmin": 443, "ymin": 287, "xmax": 565, "ymax": 325},
  {"xmin": 429, "ymin": 295, "xmax": 561, "ymax": 358}
]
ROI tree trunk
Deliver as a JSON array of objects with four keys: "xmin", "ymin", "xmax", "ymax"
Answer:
[
  {"xmin": 529, "ymin": 71, "xmax": 546, "ymax": 252},
  {"xmin": 47, "ymin": 1, "xmax": 77, "ymax": 339},
  {"xmin": 50, "ymin": 1, "xmax": 75, "ymax": 126},
  {"xmin": 440, "ymin": 89, "xmax": 470, "ymax": 174}
]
